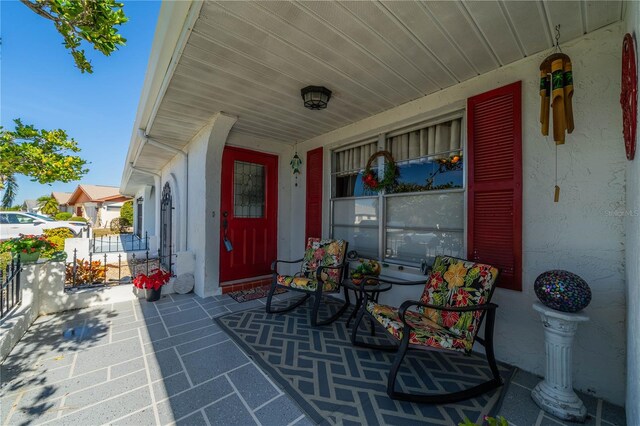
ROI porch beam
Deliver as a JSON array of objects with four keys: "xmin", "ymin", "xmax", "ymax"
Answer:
[{"xmin": 130, "ymin": 165, "xmax": 160, "ymax": 178}]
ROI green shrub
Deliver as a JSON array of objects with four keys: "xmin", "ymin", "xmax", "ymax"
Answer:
[
  {"xmin": 0, "ymin": 252, "xmax": 12, "ymax": 271},
  {"xmin": 55, "ymin": 212, "xmax": 73, "ymax": 220},
  {"xmin": 65, "ymin": 259, "xmax": 105, "ymax": 285},
  {"xmin": 69, "ymin": 216, "xmax": 87, "ymax": 222},
  {"xmin": 110, "ymin": 217, "xmax": 131, "ymax": 233},
  {"xmin": 42, "ymin": 227, "xmax": 73, "ymax": 258},
  {"xmin": 120, "ymin": 201, "xmax": 133, "ymax": 224}
]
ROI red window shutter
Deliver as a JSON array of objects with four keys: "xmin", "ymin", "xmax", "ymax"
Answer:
[
  {"xmin": 467, "ymin": 81, "xmax": 522, "ymax": 291},
  {"xmin": 305, "ymin": 147, "xmax": 323, "ymax": 241}
]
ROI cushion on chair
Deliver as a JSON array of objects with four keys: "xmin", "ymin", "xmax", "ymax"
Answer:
[
  {"xmin": 299, "ymin": 238, "xmax": 347, "ymax": 288},
  {"xmin": 419, "ymin": 256, "xmax": 499, "ymax": 341},
  {"xmin": 276, "ymin": 275, "xmax": 339, "ymax": 292},
  {"xmin": 366, "ymin": 301, "xmax": 473, "ymax": 352}
]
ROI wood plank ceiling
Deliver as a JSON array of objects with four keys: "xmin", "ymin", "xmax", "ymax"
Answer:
[{"xmin": 137, "ymin": 0, "xmax": 622, "ymax": 171}]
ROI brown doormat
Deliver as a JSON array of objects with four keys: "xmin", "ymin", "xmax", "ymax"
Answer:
[{"xmin": 227, "ymin": 284, "xmax": 287, "ymax": 303}]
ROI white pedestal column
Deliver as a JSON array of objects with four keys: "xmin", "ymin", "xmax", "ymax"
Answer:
[{"xmin": 531, "ymin": 302, "xmax": 589, "ymax": 422}]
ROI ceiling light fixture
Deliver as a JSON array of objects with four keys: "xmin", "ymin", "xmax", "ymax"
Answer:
[{"xmin": 301, "ymin": 86, "xmax": 332, "ymax": 110}]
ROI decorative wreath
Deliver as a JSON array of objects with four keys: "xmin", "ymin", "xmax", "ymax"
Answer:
[{"xmin": 362, "ymin": 150, "xmax": 397, "ymax": 192}]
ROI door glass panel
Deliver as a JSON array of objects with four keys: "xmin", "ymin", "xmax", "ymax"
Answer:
[{"xmin": 234, "ymin": 161, "xmax": 265, "ymax": 218}]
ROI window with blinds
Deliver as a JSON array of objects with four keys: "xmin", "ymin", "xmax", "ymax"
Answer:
[
  {"xmin": 333, "ymin": 140, "xmax": 378, "ymax": 198},
  {"xmin": 330, "ymin": 116, "xmax": 465, "ymax": 268}
]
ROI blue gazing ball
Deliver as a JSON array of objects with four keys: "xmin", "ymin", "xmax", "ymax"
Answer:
[{"xmin": 534, "ymin": 270, "xmax": 592, "ymax": 313}]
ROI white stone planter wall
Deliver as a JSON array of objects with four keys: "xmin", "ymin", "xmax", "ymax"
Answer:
[{"xmin": 0, "ymin": 260, "xmax": 179, "ymax": 361}]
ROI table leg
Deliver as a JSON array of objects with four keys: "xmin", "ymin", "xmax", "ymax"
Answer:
[
  {"xmin": 346, "ymin": 289, "xmax": 361, "ymax": 327},
  {"xmin": 370, "ymin": 291, "xmax": 380, "ymax": 337}
]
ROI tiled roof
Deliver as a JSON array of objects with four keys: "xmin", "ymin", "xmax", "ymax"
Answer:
[
  {"xmin": 51, "ymin": 192, "xmax": 72, "ymax": 205},
  {"xmin": 67, "ymin": 185, "xmax": 131, "ymax": 204}
]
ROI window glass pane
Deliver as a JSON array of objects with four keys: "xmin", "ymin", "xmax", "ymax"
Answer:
[
  {"xmin": 385, "ymin": 192, "xmax": 464, "ymax": 265},
  {"xmin": 386, "ymin": 192, "xmax": 463, "ymax": 230},
  {"xmin": 333, "ymin": 198, "xmax": 378, "ymax": 226},
  {"xmin": 386, "ymin": 230, "xmax": 464, "ymax": 266},
  {"xmin": 392, "ymin": 154, "xmax": 463, "ymax": 194},
  {"xmin": 333, "ymin": 226, "xmax": 378, "ymax": 259},
  {"xmin": 332, "ymin": 198, "xmax": 379, "ymax": 258},
  {"xmin": 335, "ymin": 171, "xmax": 378, "ymax": 198},
  {"xmin": 234, "ymin": 161, "xmax": 264, "ymax": 218}
]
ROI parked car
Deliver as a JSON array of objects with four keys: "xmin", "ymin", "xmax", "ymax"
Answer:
[
  {"xmin": 0, "ymin": 211, "xmax": 87, "ymax": 240},
  {"xmin": 27, "ymin": 213, "xmax": 88, "ymax": 228}
]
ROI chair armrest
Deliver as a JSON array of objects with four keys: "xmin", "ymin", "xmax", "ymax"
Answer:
[
  {"xmin": 357, "ymin": 276, "xmax": 426, "ymax": 286},
  {"xmin": 271, "ymin": 258, "xmax": 304, "ymax": 274},
  {"xmin": 314, "ymin": 263, "xmax": 346, "ymax": 281},
  {"xmin": 397, "ymin": 300, "xmax": 498, "ymax": 329}
]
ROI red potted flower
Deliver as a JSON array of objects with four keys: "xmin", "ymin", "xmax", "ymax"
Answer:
[{"xmin": 133, "ymin": 268, "xmax": 171, "ymax": 302}]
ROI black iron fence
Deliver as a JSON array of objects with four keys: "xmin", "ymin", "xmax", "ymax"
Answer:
[
  {"xmin": 91, "ymin": 232, "xmax": 149, "ymax": 253},
  {"xmin": 65, "ymin": 248, "xmax": 173, "ymax": 291},
  {"xmin": 1, "ymin": 257, "xmax": 22, "ymax": 319}
]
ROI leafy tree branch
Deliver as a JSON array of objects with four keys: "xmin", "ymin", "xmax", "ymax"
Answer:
[
  {"xmin": 19, "ymin": 0, "xmax": 128, "ymax": 73},
  {"xmin": 0, "ymin": 119, "xmax": 88, "ymax": 206}
]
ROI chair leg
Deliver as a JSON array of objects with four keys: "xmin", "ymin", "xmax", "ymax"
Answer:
[
  {"xmin": 265, "ymin": 277, "xmax": 310, "ymax": 314},
  {"xmin": 387, "ymin": 332, "xmax": 411, "ymax": 398},
  {"xmin": 310, "ymin": 286, "xmax": 350, "ymax": 327},
  {"xmin": 387, "ymin": 312, "xmax": 503, "ymax": 404},
  {"xmin": 484, "ymin": 308, "xmax": 503, "ymax": 384},
  {"xmin": 350, "ymin": 304, "xmax": 398, "ymax": 352}
]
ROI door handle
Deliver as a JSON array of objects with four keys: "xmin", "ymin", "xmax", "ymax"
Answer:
[{"xmin": 222, "ymin": 211, "xmax": 233, "ymax": 252}]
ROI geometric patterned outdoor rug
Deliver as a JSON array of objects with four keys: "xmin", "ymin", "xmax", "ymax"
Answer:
[{"xmin": 215, "ymin": 296, "xmax": 515, "ymax": 425}]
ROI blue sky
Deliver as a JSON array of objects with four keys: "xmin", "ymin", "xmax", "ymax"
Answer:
[{"xmin": 1, "ymin": 0, "xmax": 160, "ymax": 204}]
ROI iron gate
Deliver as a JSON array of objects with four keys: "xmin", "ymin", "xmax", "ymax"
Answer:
[{"xmin": 160, "ymin": 183, "xmax": 172, "ymax": 272}]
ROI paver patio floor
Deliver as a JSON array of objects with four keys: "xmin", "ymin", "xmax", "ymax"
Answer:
[{"xmin": 0, "ymin": 292, "xmax": 625, "ymax": 425}]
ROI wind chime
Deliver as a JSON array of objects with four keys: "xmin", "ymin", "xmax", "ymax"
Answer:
[
  {"xmin": 539, "ymin": 25, "xmax": 574, "ymax": 202},
  {"xmin": 290, "ymin": 145, "xmax": 302, "ymax": 187}
]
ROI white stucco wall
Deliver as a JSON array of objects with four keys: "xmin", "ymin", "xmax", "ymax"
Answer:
[
  {"xmin": 185, "ymin": 123, "xmax": 210, "ymax": 296},
  {"xmin": 133, "ymin": 186, "xmax": 155, "ymax": 238},
  {"xmin": 99, "ymin": 201, "xmax": 126, "ymax": 229},
  {"xmin": 624, "ymin": 4, "xmax": 640, "ymax": 424},
  {"xmin": 152, "ymin": 114, "xmax": 295, "ymax": 297},
  {"xmin": 294, "ymin": 23, "xmax": 627, "ymax": 405}
]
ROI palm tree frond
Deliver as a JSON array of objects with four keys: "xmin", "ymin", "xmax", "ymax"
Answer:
[{"xmin": 1, "ymin": 175, "xmax": 18, "ymax": 208}]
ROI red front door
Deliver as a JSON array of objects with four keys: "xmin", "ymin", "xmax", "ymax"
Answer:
[{"xmin": 220, "ymin": 146, "xmax": 278, "ymax": 283}]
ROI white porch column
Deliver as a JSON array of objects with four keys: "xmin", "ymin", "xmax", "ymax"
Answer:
[
  {"xmin": 531, "ymin": 302, "xmax": 590, "ymax": 422},
  {"xmin": 154, "ymin": 175, "xmax": 161, "ymax": 241},
  {"xmin": 198, "ymin": 112, "xmax": 237, "ymax": 297}
]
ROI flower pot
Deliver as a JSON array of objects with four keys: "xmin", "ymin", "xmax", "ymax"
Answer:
[
  {"xmin": 16, "ymin": 250, "xmax": 40, "ymax": 263},
  {"xmin": 145, "ymin": 287, "xmax": 162, "ymax": 302}
]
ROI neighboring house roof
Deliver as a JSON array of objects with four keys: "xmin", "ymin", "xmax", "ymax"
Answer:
[
  {"xmin": 22, "ymin": 199, "xmax": 38, "ymax": 210},
  {"xmin": 51, "ymin": 192, "xmax": 72, "ymax": 205},
  {"xmin": 67, "ymin": 185, "xmax": 132, "ymax": 205}
]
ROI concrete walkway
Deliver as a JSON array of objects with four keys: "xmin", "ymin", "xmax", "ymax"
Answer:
[{"xmin": 0, "ymin": 292, "xmax": 625, "ymax": 425}]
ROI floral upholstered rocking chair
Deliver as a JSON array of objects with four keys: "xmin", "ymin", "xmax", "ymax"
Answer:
[
  {"xmin": 351, "ymin": 256, "xmax": 501, "ymax": 403},
  {"xmin": 266, "ymin": 238, "xmax": 350, "ymax": 326}
]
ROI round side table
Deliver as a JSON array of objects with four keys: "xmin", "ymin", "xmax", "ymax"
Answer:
[
  {"xmin": 531, "ymin": 301, "xmax": 589, "ymax": 422},
  {"xmin": 342, "ymin": 279, "xmax": 392, "ymax": 330}
]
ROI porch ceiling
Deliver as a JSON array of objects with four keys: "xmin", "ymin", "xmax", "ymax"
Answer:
[{"xmin": 144, "ymin": 0, "xmax": 622, "ymax": 155}]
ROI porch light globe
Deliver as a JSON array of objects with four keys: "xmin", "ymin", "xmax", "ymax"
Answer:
[
  {"xmin": 534, "ymin": 270, "xmax": 591, "ymax": 313},
  {"xmin": 301, "ymin": 86, "xmax": 332, "ymax": 110}
]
